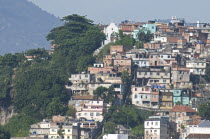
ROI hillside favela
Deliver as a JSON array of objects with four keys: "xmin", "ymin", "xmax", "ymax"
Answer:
[{"xmin": 1, "ymin": 1, "xmax": 210, "ymax": 139}]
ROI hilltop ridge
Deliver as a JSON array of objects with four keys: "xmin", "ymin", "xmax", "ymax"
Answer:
[{"xmin": 0, "ymin": 0, "xmax": 61, "ymax": 55}]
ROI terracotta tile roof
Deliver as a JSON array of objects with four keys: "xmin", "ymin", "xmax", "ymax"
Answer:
[
  {"xmin": 72, "ymin": 95, "xmax": 94, "ymax": 100},
  {"xmin": 191, "ymin": 115, "xmax": 202, "ymax": 119},
  {"xmin": 171, "ymin": 105, "xmax": 196, "ymax": 113},
  {"xmin": 193, "ymin": 93, "xmax": 204, "ymax": 98},
  {"xmin": 187, "ymin": 134, "xmax": 210, "ymax": 138},
  {"xmin": 187, "ymin": 120, "xmax": 202, "ymax": 125}
]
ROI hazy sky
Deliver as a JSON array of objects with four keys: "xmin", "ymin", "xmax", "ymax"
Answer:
[{"xmin": 29, "ymin": 0, "xmax": 210, "ymax": 24}]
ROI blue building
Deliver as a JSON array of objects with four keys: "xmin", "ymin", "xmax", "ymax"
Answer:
[{"xmin": 133, "ymin": 23, "xmax": 156, "ymax": 41}]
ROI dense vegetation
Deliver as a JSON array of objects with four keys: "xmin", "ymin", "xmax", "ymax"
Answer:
[
  {"xmin": 198, "ymin": 102, "xmax": 210, "ymax": 120},
  {"xmin": 104, "ymin": 105, "xmax": 152, "ymax": 137},
  {"xmin": 47, "ymin": 14, "xmax": 105, "ymax": 75}
]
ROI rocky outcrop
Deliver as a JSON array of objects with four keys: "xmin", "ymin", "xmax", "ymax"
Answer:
[{"xmin": 0, "ymin": 106, "xmax": 16, "ymax": 125}]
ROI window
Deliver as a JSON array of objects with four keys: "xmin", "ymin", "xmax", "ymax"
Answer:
[
  {"xmin": 84, "ymin": 113, "xmax": 87, "ymax": 116},
  {"xmin": 167, "ymin": 96, "xmax": 170, "ymax": 99},
  {"xmin": 142, "ymin": 88, "xmax": 144, "ymax": 91},
  {"xmin": 168, "ymin": 55, "xmax": 170, "ymax": 58},
  {"xmin": 147, "ymin": 122, "xmax": 149, "ymax": 126},
  {"xmin": 163, "ymin": 79, "xmax": 166, "ymax": 83},
  {"xmin": 96, "ymin": 113, "xmax": 100, "ymax": 116},
  {"xmin": 154, "ymin": 80, "xmax": 159, "ymax": 83},
  {"xmin": 150, "ymin": 80, "xmax": 153, "ymax": 82},
  {"xmin": 78, "ymin": 113, "xmax": 81, "ymax": 116},
  {"xmin": 134, "ymin": 95, "xmax": 137, "ymax": 98},
  {"xmin": 146, "ymin": 130, "xmax": 149, "ymax": 135},
  {"xmin": 68, "ymin": 129, "xmax": 70, "ymax": 132},
  {"xmin": 157, "ymin": 72, "xmax": 160, "ymax": 75},
  {"xmin": 153, "ymin": 95, "xmax": 156, "ymax": 98},
  {"xmin": 151, "ymin": 122, "xmax": 153, "ymax": 125},
  {"xmin": 155, "ymin": 122, "xmax": 158, "ymax": 126},
  {"xmin": 90, "ymin": 113, "xmax": 94, "ymax": 116},
  {"xmin": 150, "ymin": 72, "xmax": 153, "ymax": 75}
]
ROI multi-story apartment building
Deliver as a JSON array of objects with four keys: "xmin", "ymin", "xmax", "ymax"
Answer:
[
  {"xmin": 136, "ymin": 67, "xmax": 171, "ymax": 87},
  {"xmin": 159, "ymin": 89, "xmax": 173, "ymax": 109},
  {"xmin": 75, "ymin": 100, "xmax": 106, "ymax": 122},
  {"xmin": 171, "ymin": 67, "xmax": 191, "ymax": 88},
  {"xmin": 172, "ymin": 89, "xmax": 191, "ymax": 105},
  {"xmin": 144, "ymin": 116, "xmax": 169, "ymax": 139},
  {"xmin": 131, "ymin": 86, "xmax": 159, "ymax": 108},
  {"xmin": 186, "ymin": 59, "xmax": 206, "ymax": 75},
  {"xmin": 30, "ymin": 120, "xmax": 50, "ymax": 137},
  {"xmin": 66, "ymin": 73, "xmax": 95, "ymax": 95},
  {"xmin": 48, "ymin": 124, "xmax": 78, "ymax": 139},
  {"xmin": 184, "ymin": 120, "xmax": 210, "ymax": 139},
  {"xmin": 125, "ymin": 49, "xmax": 149, "ymax": 68},
  {"xmin": 170, "ymin": 105, "xmax": 196, "ymax": 134}
]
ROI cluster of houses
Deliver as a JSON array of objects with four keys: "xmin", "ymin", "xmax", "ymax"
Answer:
[
  {"xmin": 20, "ymin": 17, "xmax": 210, "ymax": 139},
  {"xmin": 102, "ymin": 17, "xmax": 210, "ymax": 139}
]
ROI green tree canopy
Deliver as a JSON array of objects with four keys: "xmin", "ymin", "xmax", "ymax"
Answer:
[
  {"xmin": 104, "ymin": 121, "xmax": 117, "ymax": 134},
  {"xmin": 14, "ymin": 67, "xmax": 68, "ymax": 119},
  {"xmin": 137, "ymin": 30, "xmax": 153, "ymax": 43},
  {"xmin": 198, "ymin": 102, "xmax": 210, "ymax": 120}
]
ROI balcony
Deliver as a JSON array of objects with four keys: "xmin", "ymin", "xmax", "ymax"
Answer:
[{"xmin": 161, "ymin": 96, "xmax": 172, "ymax": 101}]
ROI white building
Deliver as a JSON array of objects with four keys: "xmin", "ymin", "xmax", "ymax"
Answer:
[
  {"xmin": 183, "ymin": 120, "xmax": 210, "ymax": 139},
  {"xmin": 186, "ymin": 59, "xmax": 206, "ymax": 75},
  {"xmin": 104, "ymin": 23, "xmax": 119, "ymax": 45},
  {"xmin": 48, "ymin": 124, "xmax": 78, "ymax": 139},
  {"xmin": 30, "ymin": 120, "xmax": 50, "ymax": 137},
  {"xmin": 103, "ymin": 134, "xmax": 128, "ymax": 139},
  {"xmin": 125, "ymin": 49, "xmax": 149, "ymax": 68},
  {"xmin": 154, "ymin": 33, "xmax": 167, "ymax": 43},
  {"xmin": 68, "ymin": 73, "xmax": 95, "ymax": 84},
  {"xmin": 76, "ymin": 100, "xmax": 105, "ymax": 122},
  {"xmin": 66, "ymin": 73, "xmax": 95, "ymax": 95},
  {"xmin": 144, "ymin": 117, "xmax": 169, "ymax": 139}
]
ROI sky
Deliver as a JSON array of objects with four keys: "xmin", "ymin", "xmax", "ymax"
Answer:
[{"xmin": 29, "ymin": 0, "xmax": 210, "ymax": 24}]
